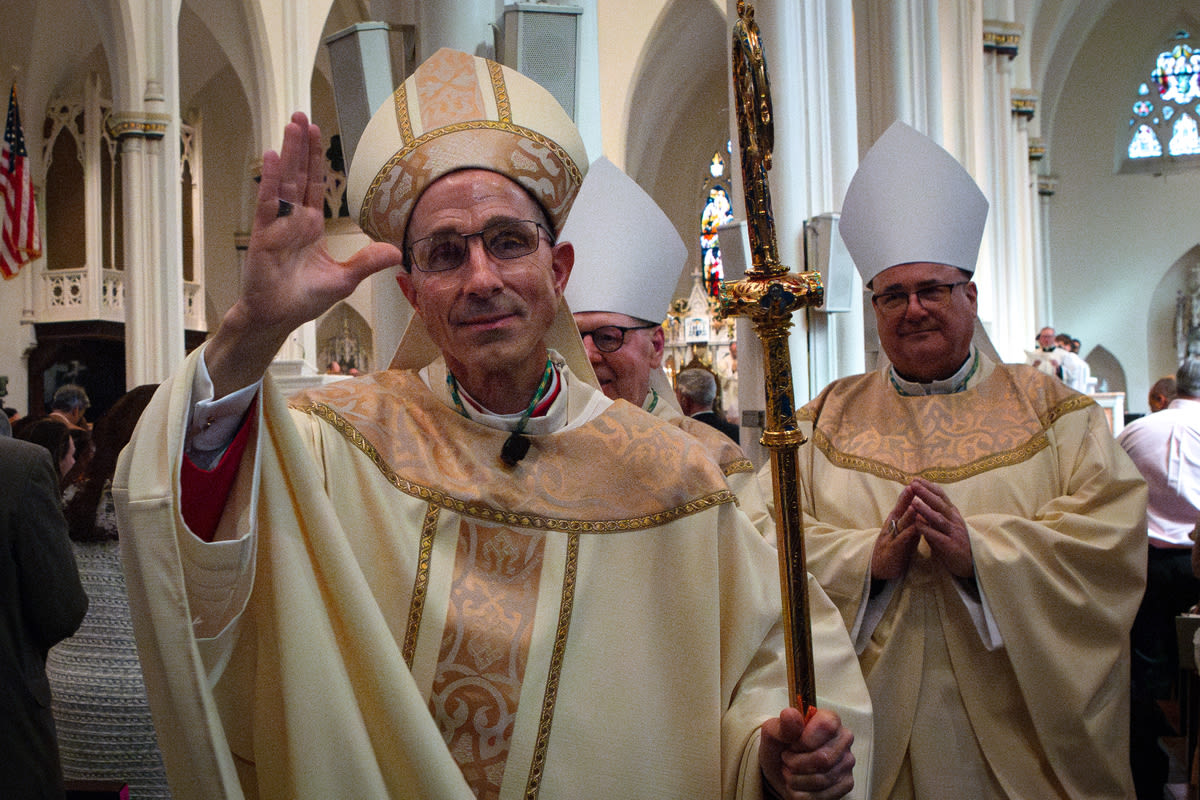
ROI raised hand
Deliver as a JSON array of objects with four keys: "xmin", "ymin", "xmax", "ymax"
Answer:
[{"xmin": 206, "ymin": 112, "xmax": 404, "ymax": 397}]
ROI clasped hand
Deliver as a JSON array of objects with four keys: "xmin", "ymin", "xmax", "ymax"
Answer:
[
  {"xmin": 871, "ymin": 477, "xmax": 973, "ymax": 580},
  {"xmin": 760, "ymin": 706, "xmax": 855, "ymax": 799}
]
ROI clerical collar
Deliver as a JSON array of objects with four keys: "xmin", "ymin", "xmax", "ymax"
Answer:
[
  {"xmin": 446, "ymin": 357, "xmax": 563, "ymax": 466},
  {"xmin": 889, "ymin": 348, "xmax": 980, "ymax": 396}
]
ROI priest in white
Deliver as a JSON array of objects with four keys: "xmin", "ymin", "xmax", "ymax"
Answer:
[
  {"xmin": 562, "ymin": 156, "xmax": 775, "ymax": 536},
  {"xmin": 795, "ymin": 121, "xmax": 1147, "ymax": 800},
  {"xmin": 114, "ymin": 48, "xmax": 869, "ymax": 800}
]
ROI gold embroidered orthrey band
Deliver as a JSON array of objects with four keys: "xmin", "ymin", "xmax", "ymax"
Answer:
[
  {"xmin": 725, "ymin": 458, "xmax": 755, "ymax": 477},
  {"xmin": 487, "ymin": 59, "xmax": 512, "ymax": 123},
  {"xmin": 811, "ymin": 426, "xmax": 1052, "ymax": 485},
  {"xmin": 808, "ymin": 392, "xmax": 1095, "ymax": 485},
  {"xmin": 357, "ymin": 121, "xmax": 584, "ymax": 235},
  {"xmin": 394, "ymin": 82, "xmax": 413, "ymax": 147},
  {"xmin": 302, "ymin": 402, "xmax": 734, "ymax": 530},
  {"xmin": 523, "ymin": 532, "xmax": 579, "ymax": 800},
  {"xmin": 402, "ymin": 504, "xmax": 440, "ymax": 666}
]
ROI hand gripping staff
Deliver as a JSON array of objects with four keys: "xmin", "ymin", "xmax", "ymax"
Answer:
[{"xmin": 720, "ymin": 0, "xmax": 824, "ymax": 720}]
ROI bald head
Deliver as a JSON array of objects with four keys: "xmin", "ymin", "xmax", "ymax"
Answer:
[{"xmin": 1149, "ymin": 376, "xmax": 1177, "ymax": 412}]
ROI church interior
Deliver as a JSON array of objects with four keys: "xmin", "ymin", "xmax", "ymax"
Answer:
[
  {"xmin": 5, "ymin": 1, "xmax": 1200, "ymax": 797},
  {"xmin": 3, "ymin": 0, "xmax": 1199, "ymax": 438}
]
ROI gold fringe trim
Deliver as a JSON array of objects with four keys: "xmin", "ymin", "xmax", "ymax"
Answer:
[
  {"xmin": 401, "ymin": 504, "xmax": 439, "ymax": 667},
  {"xmin": 358, "ymin": 120, "xmax": 583, "ymax": 234},
  {"xmin": 303, "ymin": 403, "xmax": 733, "ymax": 530},
  {"xmin": 810, "ymin": 393, "xmax": 1092, "ymax": 485},
  {"xmin": 523, "ymin": 533, "xmax": 578, "ymax": 799}
]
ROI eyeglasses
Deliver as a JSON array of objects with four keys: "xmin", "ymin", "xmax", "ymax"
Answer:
[
  {"xmin": 579, "ymin": 323, "xmax": 658, "ymax": 353},
  {"xmin": 407, "ymin": 219, "xmax": 552, "ymax": 273},
  {"xmin": 870, "ymin": 281, "xmax": 969, "ymax": 315}
]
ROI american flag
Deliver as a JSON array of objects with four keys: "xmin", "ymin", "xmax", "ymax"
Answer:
[{"xmin": 1, "ymin": 84, "xmax": 41, "ymax": 279}]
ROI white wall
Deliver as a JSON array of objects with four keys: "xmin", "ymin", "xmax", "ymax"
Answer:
[{"xmin": 1046, "ymin": 0, "xmax": 1200, "ymax": 413}]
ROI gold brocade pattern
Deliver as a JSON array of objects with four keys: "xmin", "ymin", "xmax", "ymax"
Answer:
[
  {"xmin": 292, "ymin": 371, "xmax": 733, "ymax": 530},
  {"xmin": 432, "ymin": 524, "xmax": 545, "ymax": 800},
  {"xmin": 802, "ymin": 365, "xmax": 1096, "ymax": 484},
  {"xmin": 358, "ymin": 122, "xmax": 583, "ymax": 244},
  {"xmin": 725, "ymin": 458, "xmax": 755, "ymax": 476},
  {"xmin": 402, "ymin": 504, "xmax": 440, "ymax": 666}
]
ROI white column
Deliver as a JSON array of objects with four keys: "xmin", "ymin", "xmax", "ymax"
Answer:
[
  {"xmin": 725, "ymin": 0, "xmax": 859, "ymax": 468},
  {"xmin": 118, "ymin": 0, "xmax": 185, "ymax": 387},
  {"xmin": 417, "ymin": 0, "xmax": 498, "ymax": 61}
]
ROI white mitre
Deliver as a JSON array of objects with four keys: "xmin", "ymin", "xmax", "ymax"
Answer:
[
  {"xmin": 561, "ymin": 156, "xmax": 687, "ymax": 324},
  {"xmin": 560, "ymin": 156, "xmax": 687, "ymax": 408},
  {"xmin": 839, "ymin": 121, "xmax": 989, "ymax": 286}
]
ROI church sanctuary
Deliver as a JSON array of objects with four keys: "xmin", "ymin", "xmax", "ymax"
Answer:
[{"xmin": 1, "ymin": 1, "xmax": 1196, "ymax": 799}]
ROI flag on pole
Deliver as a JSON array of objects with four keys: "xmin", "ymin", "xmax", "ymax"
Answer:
[{"xmin": 1, "ymin": 84, "xmax": 41, "ymax": 279}]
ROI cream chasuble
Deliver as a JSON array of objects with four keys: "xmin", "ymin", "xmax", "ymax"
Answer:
[
  {"xmin": 796, "ymin": 354, "xmax": 1146, "ymax": 800},
  {"xmin": 115, "ymin": 348, "xmax": 872, "ymax": 800},
  {"xmin": 648, "ymin": 397, "xmax": 772, "ymax": 538}
]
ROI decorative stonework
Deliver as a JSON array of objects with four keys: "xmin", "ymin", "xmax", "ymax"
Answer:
[
  {"xmin": 1011, "ymin": 89, "xmax": 1037, "ymax": 120},
  {"xmin": 984, "ymin": 20, "xmax": 1022, "ymax": 58},
  {"xmin": 107, "ymin": 112, "xmax": 171, "ymax": 140}
]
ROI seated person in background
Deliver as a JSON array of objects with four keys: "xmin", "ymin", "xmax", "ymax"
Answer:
[
  {"xmin": 115, "ymin": 49, "xmax": 867, "ymax": 800},
  {"xmin": 18, "ymin": 416, "xmax": 77, "ymax": 486},
  {"xmin": 48, "ymin": 384, "xmax": 90, "ymax": 431}
]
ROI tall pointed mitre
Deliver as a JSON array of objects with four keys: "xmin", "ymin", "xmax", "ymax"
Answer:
[
  {"xmin": 560, "ymin": 156, "xmax": 688, "ymax": 408},
  {"xmin": 839, "ymin": 121, "xmax": 989, "ymax": 286},
  {"xmin": 345, "ymin": 48, "xmax": 592, "ymax": 376},
  {"xmin": 561, "ymin": 156, "xmax": 687, "ymax": 323}
]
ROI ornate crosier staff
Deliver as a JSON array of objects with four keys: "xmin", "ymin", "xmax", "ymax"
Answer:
[{"xmin": 721, "ymin": 0, "xmax": 824, "ymax": 716}]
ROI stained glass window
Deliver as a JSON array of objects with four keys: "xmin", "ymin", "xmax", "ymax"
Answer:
[
  {"xmin": 1129, "ymin": 124, "xmax": 1163, "ymax": 158},
  {"xmin": 1126, "ymin": 30, "xmax": 1200, "ymax": 164},
  {"xmin": 1169, "ymin": 113, "xmax": 1200, "ymax": 155},
  {"xmin": 699, "ymin": 142, "xmax": 733, "ymax": 299}
]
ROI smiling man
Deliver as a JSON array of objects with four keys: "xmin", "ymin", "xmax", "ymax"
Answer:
[
  {"xmin": 115, "ymin": 49, "xmax": 863, "ymax": 800},
  {"xmin": 563, "ymin": 157, "xmax": 775, "ymax": 534},
  {"xmin": 796, "ymin": 122, "xmax": 1147, "ymax": 800}
]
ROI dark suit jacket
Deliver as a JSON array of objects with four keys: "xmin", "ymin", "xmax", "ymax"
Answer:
[
  {"xmin": 0, "ymin": 436, "xmax": 87, "ymax": 799},
  {"xmin": 692, "ymin": 411, "xmax": 741, "ymax": 444}
]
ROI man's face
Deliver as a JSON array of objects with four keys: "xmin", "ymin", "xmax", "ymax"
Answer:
[
  {"xmin": 1037, "ymin": 328, "xmax": 1057, "ymax": 349},
  {"xmin": 574, "ymin": 310, "xmax": 663, "ymax": 404},
  {"xmin": 397, "ymin": 170, "xmax": 571, "ymax": 389},
  {"xmin": 871, "ymin": 262, "xmax": 977, "ymax": 383}
]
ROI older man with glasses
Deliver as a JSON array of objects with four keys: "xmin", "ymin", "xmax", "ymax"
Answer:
[
  {"xmin": 794, "ymin": 122, "xmax": 1147, "ymax": 800},
  {"xmin": 115, "ymin": 50, "xmax": 864, "ymax": 800},
  {"xmin": 563, "ymin": 157, "xmax": 779, "ymax": 536}
]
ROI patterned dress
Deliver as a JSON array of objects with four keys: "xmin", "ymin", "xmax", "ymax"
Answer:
[{"xmin": 47, "ymin": 483, "xmax": 171, "ymax": 798}]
